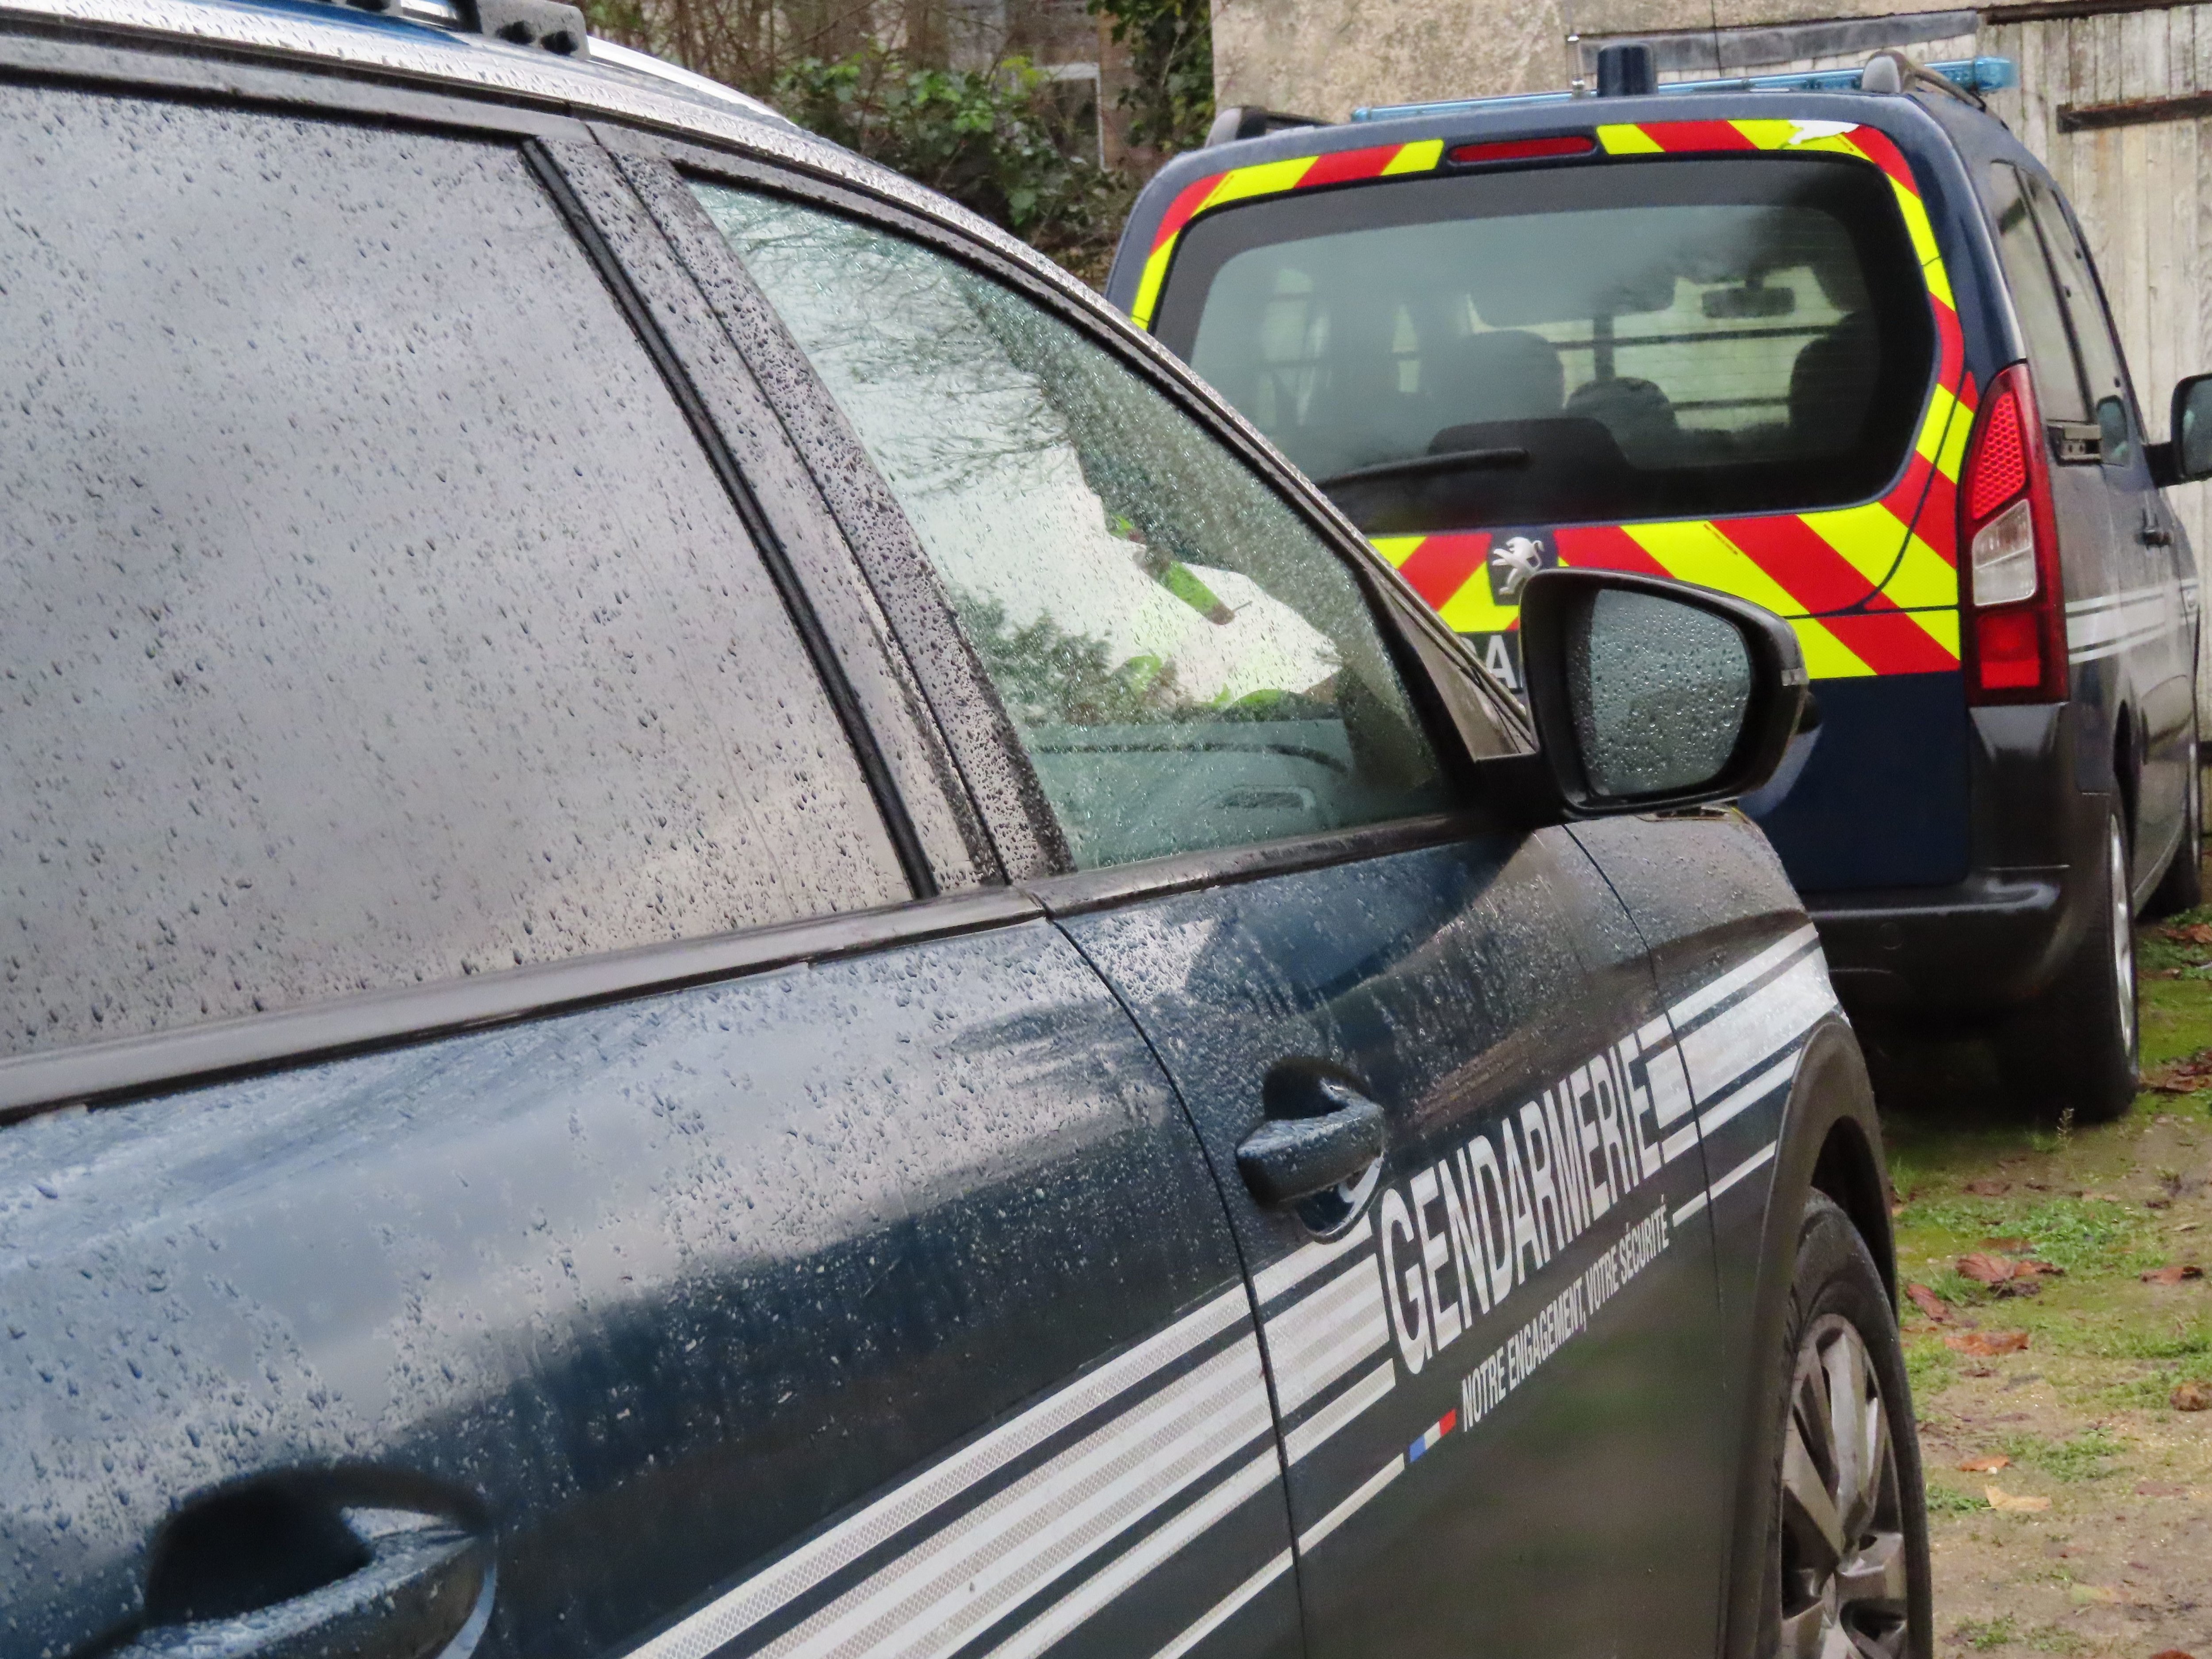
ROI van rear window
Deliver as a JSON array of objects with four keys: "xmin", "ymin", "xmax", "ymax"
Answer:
[{"xmin": 1152, "ymin": 156, "xmax": 1936, "ymax": 533}]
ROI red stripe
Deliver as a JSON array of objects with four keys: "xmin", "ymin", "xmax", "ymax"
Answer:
[
  {"xmin": 1396, "ymin": 532, "xmax": 1491, "ymax": 609},
  {"xmin": 1439, "ymin": 1409, "xmax": 1459, "ymax": 1436},
  {"xmin": 1555, "ymin": 524, "xmax": 1671, "ymax": 577},
  {"xmin": 1648, "ymin": 120, "xmax": 1757, "ymax": 153},
  {"xmin": 1299, "ymin": 142, "xmax": 1408, "ymax": 190},
  {"xmin": 1846, "ymin": 126, "xmax": 1918, "ymax": 193},
  {"xmin": 1723, "ymin": 514, "xmax": 1882, "ymax": 613},
  {"xmin": 1822, "ymin": 611, "xmax": 1958, "ymax": 673},
  {"xmin": 1151, "ymin": 173, "xmax": 1225, "ymax": 253}
]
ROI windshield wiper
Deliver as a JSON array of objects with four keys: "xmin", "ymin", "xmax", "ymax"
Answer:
[{"xmin": 1314, "ymin": 447, "xmax": 1529, "ymax": 492}]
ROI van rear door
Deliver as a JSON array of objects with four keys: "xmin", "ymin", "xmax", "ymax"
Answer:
[{"xmin": 1131, "ymin": 119, "xmax": 1975, "ymax": 895}]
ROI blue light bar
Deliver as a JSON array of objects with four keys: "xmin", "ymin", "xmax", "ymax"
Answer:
[{"xmin": 1349, "ymin": 56, "xmax": 2017, "ymax": 123}]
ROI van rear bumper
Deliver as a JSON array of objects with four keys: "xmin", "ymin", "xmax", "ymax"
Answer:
[{"xmin": 1806, "ymin": 869, "xmax": 2078, "ymax": 1020}]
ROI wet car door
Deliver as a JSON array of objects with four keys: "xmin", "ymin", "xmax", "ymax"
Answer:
[
  {"xmin": 1985, "ymin": 160, "xmax": 2193, "ymax": 855},
  {"xmin": 672, "ymin": 177, "xmax": 1736, "ymax": 1659},
  {"xmin": 2023, "ymin": 169, "xmax": 2197, "ymax": 853},
  {"xmin": 0, "ymin": 79, "xmax": 1296, "ymax": 1659}
]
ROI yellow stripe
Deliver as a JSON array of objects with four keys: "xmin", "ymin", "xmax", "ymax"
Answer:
[
  {"xmin": 1798, "ymin": 501, "xmax": 1909, "ymax": 586},
  {"xmin": 1597, "ymin": 123, "xmax": 1663, "ymax": 154},
  {"xmin": 1370, "ymin": 536, "xmax": 1423, "ymax": 568},
  {"xmin": 1621, "ymin": 519, "xmax": 1810, "ymax": 618},
  {"xmin": 1914, "ymin": 381, "xmax": 1962, "ymax": 471},
  {"xmin": 1935, "ymin": 383, "xmax": 1973, "ymax": 482},
  {"xmin": 1200, "ymin": 156, "xmax": 1317, "ymax": 213},
  {"xmin": 1131, "ymin": 236, "xmax": 1177, "ymax": 330},
  {"xmin": 1436, "ymin": 565, "xmax": 1519, "ymax": 633},
  {"xmin": 1900, "ymin": 604, "xmax": 1962, "ymax": 657},
  {"xmin": 1726, "ymin": 118, "xmax": 1802, "ymax": 150},
  {"xmin": 1789, "ymin": 616, "xmax": 1876, "ymax": 679},
  {"xmin": 1383, "ymin": 139, "xmax": 1445, "ymax": 174},
  {"xmin": 1886, "ymin": 177, "xmax": 1955, "ymax": 309}
]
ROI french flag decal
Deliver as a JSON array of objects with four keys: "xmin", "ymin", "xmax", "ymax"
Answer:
[{"xmin": 1407, "ymin": 1409, "xmax": 1457, "ymax": 1463}]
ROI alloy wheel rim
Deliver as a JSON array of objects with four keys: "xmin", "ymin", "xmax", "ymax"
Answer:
[
  {"xmin": 2109, "ymin": 818, "xmax": 2136, "ymax": 1059},
  {"xmin": 1776, "ymin": 1314, "xmax": 1909, "ymax": 1658}
]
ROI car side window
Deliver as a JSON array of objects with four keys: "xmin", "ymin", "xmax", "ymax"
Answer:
[
  {"xmin": 0, "ymin": 87, "xmax": 910, "ymax": 1063},
  {"xmin": 1986, "ymin": 162, "xmax": 2091, "ymax": 423},
  {"xmin": 2017, "ymin": 170, "xmax": 2136, "ymax": 467},
  {"xmin": 691, "ymin": 184, "xmax": 1459, "ymax": 870}
]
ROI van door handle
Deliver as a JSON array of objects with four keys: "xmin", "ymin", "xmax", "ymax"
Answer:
[
  {"xmin": 114, "ymin": 1507, "xmax": 494, "ymax": 1659},
  {"xmin": 2140, "ymin": 509, "xmax": 2174, "ymax": 547},
  {"xmin": 1237, "ymin": 1074, "xmax": 1388, "ymax": 1207}
]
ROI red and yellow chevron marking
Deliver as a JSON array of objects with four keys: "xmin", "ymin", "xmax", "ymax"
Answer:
[
  {"xmin": 1127, "ymin": 139, "xmax": 1445, "ymax": 329},
  {"xmin": 1129, "ymin": 118, "xmax": 1974, "ymax": 678},
  {"xmin": 1377, "ymin": 119, "xmax": 1975, "ymax": 680}
]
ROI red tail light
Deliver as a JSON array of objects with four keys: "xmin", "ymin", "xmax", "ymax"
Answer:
[{"xmin": 1959, "ymin": 363, "xmax": 2066, "ymax": 703}]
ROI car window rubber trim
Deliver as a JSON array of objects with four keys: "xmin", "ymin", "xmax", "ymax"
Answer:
[
  {"xmin": 1017, "ymin": 810, "xmax": 1499, "ymax": 916},
  {"xmin": 0, "ymin": 887, "xmax": 1044, "ymax": 1125}
]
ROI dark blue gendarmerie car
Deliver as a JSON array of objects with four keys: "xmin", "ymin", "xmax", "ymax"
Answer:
[{"xmin": 1, "ymin": 5, "xmax": 1924, "ymax": 1657}]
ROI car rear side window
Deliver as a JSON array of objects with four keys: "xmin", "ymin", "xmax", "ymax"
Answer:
[
  {"xmin": 1150, "ymin": 156, "xmax": 1937, "ymax": 535},
  {"xmin": 1986, "ymin": 163, "xmax": 2093, "ymax": 424},
  {"xmin": 2008, "ymin": 166, "xmax": 2134, "ymax": 462},
  {"xmin": 0, "ymin": 88, "xmax": 908, "ymax": 1063},
  {"xmin": 690, "ymin": 184, "xmax": 1456, "ymax": 871}
]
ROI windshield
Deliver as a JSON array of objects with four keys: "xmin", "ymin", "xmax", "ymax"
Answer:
[{"xmin": 1152, "ymin": 155, "xmax": 1936, "ymax": 533}]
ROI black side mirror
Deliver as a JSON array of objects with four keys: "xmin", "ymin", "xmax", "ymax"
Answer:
[
  {"xmin": 2158, "ymin": 373, "xmax": 2212, "ymax": 485},
  {"xmin": 1514, "ymin": 568, "xmax": 1808, "ymax": 814}
]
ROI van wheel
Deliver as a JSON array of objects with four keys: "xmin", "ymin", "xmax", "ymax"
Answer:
[
  {"xmin": 2144, "ymin": 726, "xmax": 2203, "ymax": 918},
  {"xmin": 1757, "ymin": 1194, "xmax": 1930, "ymax": 1659},
  {"xmin": 1996, "ymin": 807, "xmax": 2138, "ymax": 1122}
]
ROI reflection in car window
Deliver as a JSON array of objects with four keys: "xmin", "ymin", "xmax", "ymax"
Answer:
[
  {"xmin": 0, "ymin": 89, "xmax": 908, "ymax": 1063},
  {"xmin": 1150, "ymin": 157, "xmax": 1935, "ymax": 534},
  {"xmin": 1986, "ymin": 164, "xmax": 2092, "ymax": 423},
  {"xmin": 2015, "ymin": 168, "xmax": 2134, "ymax": 465},
  {"xmin": 692, "ymin": 184, "xmax": 1456, "ymax": 869}
]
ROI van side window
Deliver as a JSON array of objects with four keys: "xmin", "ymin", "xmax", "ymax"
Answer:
[
  {"xmin": 1986, "ymin": 163, "xmax": 2090, "ymax": 423},
  {"xmin": 691, "ymin": 184, "xmax": 1461, "ymax": 872},
  {"xmin": 2016, "ymin": 170, "xmax": 2135, "ymax": 466},
  {"xmin": 0, "ymin": 88, "xmax": 910, "ymax": 1063}
]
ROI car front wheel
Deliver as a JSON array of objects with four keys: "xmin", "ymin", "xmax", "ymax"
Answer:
[{"xmin": 1761, "ymin": 1194, "xmax": 1931, "ymax": 1659}]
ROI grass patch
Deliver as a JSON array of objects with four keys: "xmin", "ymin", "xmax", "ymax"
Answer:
[
  {"xmin": 2024, "ymin": 1624, "xmax": 2090, "ymax": 1655},
  {"xmin": 1997, "ymin": 1425, "xmax": 2126, "ymax": 1482},
  {"xmin": 1924, "ymin": 1480, "xmax": 1985, "ymax": 1513},
  {"xmin": 1954, "ymin": 1614, "xmax": 2018, "ymax": 1650},
  {"xmin": 1906, "ymin": 1334, "xmax": 1959, "ymax": 1406}
]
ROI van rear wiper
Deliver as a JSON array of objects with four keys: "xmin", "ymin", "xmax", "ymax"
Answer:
[{"xmin": 1314, "ymin": 447, "xmax": 1529, "ymax": 492}]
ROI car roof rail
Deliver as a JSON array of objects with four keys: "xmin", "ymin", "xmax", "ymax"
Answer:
[
  {"xmin": 1347, "ymin": 54, "xmax": 2016, "ymax": 122},
  {"xmin": 1206, "ymin": 106, "xmax": 1332, "ymax": 144},
  {"xmin": 295, "ymin": 0, "xmax": 588, "ymax": 55}
]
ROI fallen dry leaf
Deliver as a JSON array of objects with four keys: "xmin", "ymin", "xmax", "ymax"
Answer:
[
  {"xmin": 1985, "ymin": 1485, "xmax": 2052, "ymax": 1512},
  {"xmin": 2175, "ymin": 1380, "xmax": 2212, "ymax": 1411},
  {"xmin": 1981, "ymin": 1235, "xmax": 2032, "ymax": 1253},
  {"xmin": 2141, "ymin": 1264, "xmax": 2205, "ymax": 1284},
  {"xmin": 1958, "ymin": 1454, "xmax": 2010, "ymax": 1473},
  {"xmin": 1958, "ymin": 1252, "xmax": 2015, "ymax": 1284},
  {"xmin": 1905, "ymin": 1283, "xmax": 1953, "ymax": 1323},
  {"xmin": 1963, "ymin": 1178, "xmax": 2011, "ymax": 1196},
  {"xmin": 2146, "ymin": 1067, "xmax": 2208, "ymax": 1094},
  {"xmin": 2149, "ymin": 1651, "xmax": 2199, "ymax": 1659},
  {"xmin": 1946, "ymin": 1329, "xmax": 2031, "ymax": 1356}
]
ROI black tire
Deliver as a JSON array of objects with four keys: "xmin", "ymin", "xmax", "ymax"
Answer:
[
  {"xmin": 1757, "ymin": 1194, "xmax": 1932, "ymax": 1659},
  {"xmin": 1995, "ymin": 805, "xmax": 2139, "ymax": 1123},
  {"xmin": 2144, "ymin": 725, "xmax": 2203, "ymax": 918}
]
